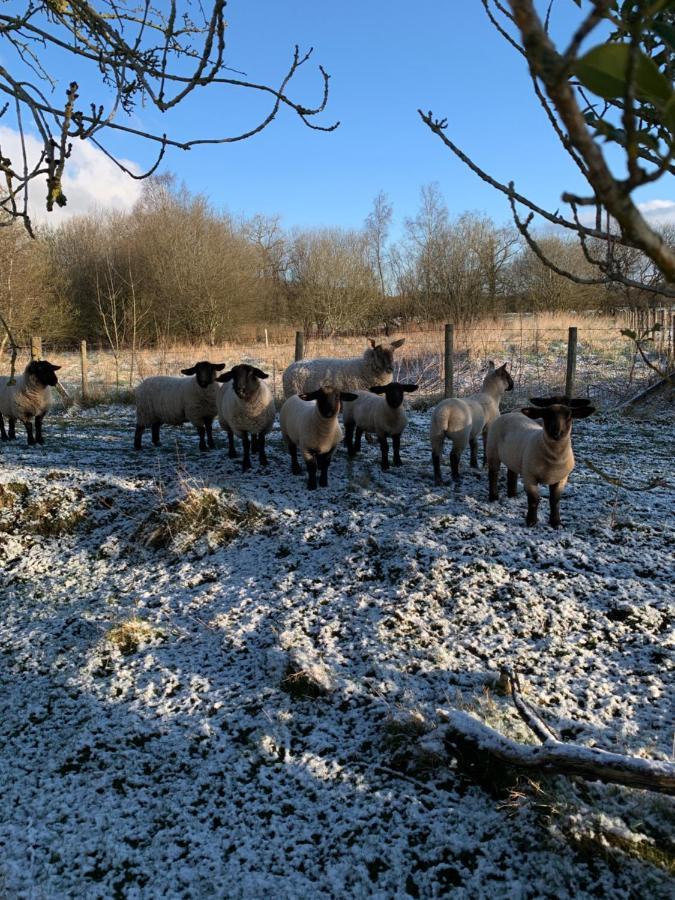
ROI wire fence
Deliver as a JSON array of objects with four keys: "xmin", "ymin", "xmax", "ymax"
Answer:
[{"xmin": 18, "ymin": 311, "xmax": 675, "ymax": 408}]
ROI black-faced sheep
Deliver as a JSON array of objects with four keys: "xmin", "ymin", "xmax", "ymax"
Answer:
[
  {"xmin": 216, "ymin": 364, "xmax": 275, "ymax": 471},
  {"xmin": 134, "ymin": 360, "xmax": 225, "ymax": 451},
  {"xmin": 343, "ymin": 382, "xmax": 418, "ymax": 470},
  {"xmin": 486, "ymin": 396, "xmax": 595, "ymax": 527},
  {"xmin": 0, "ymin": 360, "xmax": 61, "ymax": 446}
]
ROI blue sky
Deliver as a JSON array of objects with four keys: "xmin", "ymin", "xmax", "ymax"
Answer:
[{"xmin": 2, "ymin": 1, "xmax": 673, "ymax": 233}]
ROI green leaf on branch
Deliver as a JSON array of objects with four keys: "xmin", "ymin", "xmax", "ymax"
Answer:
[{"xmin": 574, "ymin": 43, "xmax": 674, "ymax": 115}]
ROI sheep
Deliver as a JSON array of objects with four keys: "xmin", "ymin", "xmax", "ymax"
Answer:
[
  {"xmin": 486, "ymin": 396, "xmax": 595, "ymax": 527},
  {"xmin": 430, "ymin": 361, "xmax": 514, "ymax": 484},
  {"xmin": 343, "ymin": 382, "xmax": 418, "ymax": 470},
  {"xmin": 134, "ymin": 360, "xmax": 225, "ymax": 451},
  {"xmin": 216, "ymin": 364, "xmax": 276, "ymax": 471},
  {"xmin": 279, "ymin": 386, "xmax": 357, "ymax": 490},
  {"xmin": 282, "ymin": 338, "xmax": 405, "ymax": 398},
  {"xmin": 0, "ymin": 360, "xmax": 61, "ymax": 446}
]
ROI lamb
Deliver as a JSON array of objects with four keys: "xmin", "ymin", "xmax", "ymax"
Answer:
[
  {"xmin": 279, "ymin": 386, "xmax": 357, "ymax": 490},
  {"xmin": 216, "ymin": 364, "xmax": 276, "ymax": 471},
  {"xmin": 343, "ymin": 382, "xmax": 418, "ymax": 470},
  {"xmin": 282, "ymin": 338, "xmax": 405, "ymax": 398},
  {"xmin": 430, "ymin": 361, "xmax": 514, "ymax": 484},
  {"xmin": 486, "ymin": 396, "xmax": 595, "ymax": 527},
  {"xmin": 0, "ymin": 360, "xmax": 61, "ymax": 446},
  {"xmin": 134, "ymin": 360, "xmax": 225, "ymax": 451}
]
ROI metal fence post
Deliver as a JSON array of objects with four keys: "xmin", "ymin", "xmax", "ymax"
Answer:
[
  {"xmin": 294, "ymin": 331, "xmax": 304, "ymax": 362},
  {"xmin": 444, "ymin": 323, "xmax": 454, "ymax": 398},
  {"xmin": 565, "ymin": 326, "xmax": 578, "ymax": 398},
  {"xmin": 80, "ymin": 340, "xmax": 89, "ymax": 400},
  {"xmin": 30, "ymin": 336, "xmax": 42, "ymax": 360}
]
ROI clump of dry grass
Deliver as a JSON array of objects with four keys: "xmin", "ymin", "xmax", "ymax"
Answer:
[
  {"xmin": 106, "ymin": 616, "xmax": 162, "ymax": 656},
  {"xmin": 0, "ymin": 481, "xmax": 87, "ymax": 536},
  {"xmin": 143, "ymin": 484, "xmax": 269, "ymax": 554}
]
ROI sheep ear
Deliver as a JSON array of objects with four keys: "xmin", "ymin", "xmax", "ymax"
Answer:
[
  {"xmin": 528, "ymin": 396, "xmax": 563, "ymax": 407},
  {"xmin": 216, "ymin": 372, "xmax": 233, "ymax": 383},
  {"xmin": 569, "ymin": 398, "xmax": 592, "ymax": 408},
  {"xmin": 572, "ymin": 405, "xmax": 596, "ymax": 419},
  {"xmin": 487, "ymin": 360, "xmax": 495, "ymax": 370},
  {"xmin": 390, "ymin": 338, "xmax": 405, "ymax": 349},
  {"xmin": 402, "ymin": 383, "xmax": 418, "ymax": 392},
  {"xmin": 521, "ymin": 407, "xmax": 544, "ymax": 419},
  {"xmin": 340, "ymin": 392, "xmax": 358, "ymax": 402},
  {"xmin": 213, "ymin": 363, "xmax": 226, "ymax": 371},
  {"xmin": 299, "ymin": 391, "xmax": 317, "ymax": 402},
  {"xmin": 369, "ymin": 385, "xmax": 387, "ymax": 394},
  {"xmin": 50, "ymin": 364, "xmax": 62, "ymax": 371},
  {"xmin": 368, "ymin": 338, "xmax": 377, "ymax": 348},
  {"xmin": 181, "ymin": 367, "xmax": 196, "ymax": 376},
  {"xmin": 251, "ymin": 367, "xmax": 269, "ymax": 379}
]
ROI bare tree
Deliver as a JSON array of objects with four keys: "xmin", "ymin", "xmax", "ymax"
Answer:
[
  {"xmin": 419, "ymin": 1, "xmax": 675, "ymax": 293},
  {"xmin": 0, "ymin": 1, "xmax": 337, "ymax": 235},
  {"xmin": 364, "ymin": 191, "xmax": 394, "ymax": 303}
]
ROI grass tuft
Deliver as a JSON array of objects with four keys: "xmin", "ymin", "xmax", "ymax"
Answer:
[{"xmin": 106, "ymin": 616, "xmax": 162, "ymax": 656}]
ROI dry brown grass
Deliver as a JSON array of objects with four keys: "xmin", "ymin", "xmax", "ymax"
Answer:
[{"xmin": 106, "ymin": 616, "xmax": 162, "ymax": 656}]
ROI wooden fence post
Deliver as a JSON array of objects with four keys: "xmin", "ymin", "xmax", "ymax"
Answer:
[
  {"xmin": 565, "ymin": 326, "xmax": 578, "ymax": 398},
  {"xmin": 294, "ymin": 331, "xmax": 304, "ymax": 362},
  {"xmin": 444, "ymin": 323, "xmax": 454, "ymax": 398},
  {"xmin": 80, "ymin": 340, "xmax": 89, "ymax": 400},
  {"xmin": 30, "ymin": 336, "xmax": 42, "ymax": 360}
]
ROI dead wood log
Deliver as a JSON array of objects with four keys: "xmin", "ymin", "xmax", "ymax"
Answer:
[{"xmin": 432, "ymin": 670, "xmax": 675, "ymax": 795}]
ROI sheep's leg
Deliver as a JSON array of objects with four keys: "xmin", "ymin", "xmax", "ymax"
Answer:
[
  {"xmin": 482, "ymin": 427, "xmax": 488, "ymax": 467},
  {"xmin": 469, "ymin": 436, "xmax": 479, "ymax": 469},
  {"xmin": 24, "ymin": 420, "xmax": 35, "ymax": 447},
  {"xmin": 392, "ymin": 433, "xmax": 402, "ymax": 467},
  {"xmin": 318, "ymin": 451, "xmax": 332, "ymax": 487},
  {"xmin": 258, "ymin": 434, "xmax": 268, "ymax": 467},
  {"xmin": 379, "ymin": 435, "xmax": 390, "ymax": 471},
  {"xmin": 0, "ymin": 413, "xmax": 7, "ymax": 441},
  {"xmin": 251, "ymin": 434, "xmax": 259, "ymax": 453},
  {"xmin": 196, "ymin": 424, "xmax": 208, "ymax": 452},
  {"xmin": 134, "ymin": 424, "xmax": 145, "ymax": 450},
  {"xmin": 507, "ymin": 470, "xmax": 518, "ymax": 497},
  {"xmin": 241, "ymin": 432, "xmax": 252, "ymax": 472},
  {"xmin": 288, "ymin": 441, "xmax": 302, "ymax": 475},
  {"xmin": 432, "ymin": 452, "xmax": 444, "ymax": 485},
  {"xmin": 488, "ymin": 464, "xmax": 500, "ymax": 501},
  {"xmin": 306, "ymin": 453, "xmax": 318, "ymax": 491},
  {"xmin": 345, "ymin": 421, "xmax": 356, "ymax": 456},
  {"xmin": 525, "ymin": 485, "xmax": 540, "ymax": 527},
  {"xmin": 226, "ymin": 428, "xmax": 237, "ymax": 458},
  {"xmin": 549, "ymin": 482, "xmax": 564, "ymax": 529},
  {"xmin": 34, "ymin": 415, "xmax": 45, "ymax": 445},
  {"xmin": 205, "ymin": 417, "xmax": 216, "ymax": 450},
  {"xmin": 450, "ymin": 448, "xmax": 461, "ymax": 482},
  {"xmin": 354, "ymin": 427, "xmax": 363, "ymax": 454},
  {"xmin": 151, "ymin": 422, "xmax": 161, "ymax": 446},
  {"xmin": 8, "ymin": 417, "xmax": 16, "ymax": 440}
]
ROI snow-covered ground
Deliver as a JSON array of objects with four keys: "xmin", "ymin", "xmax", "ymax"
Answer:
[{"xmin": 1, "ymin": 401, "xmax": 673, "ymax": 898}]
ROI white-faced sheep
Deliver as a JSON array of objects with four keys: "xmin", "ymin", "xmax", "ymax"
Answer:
[
  {"xmin": 282, "ymin": 338, "xmax": 405, "ymax": 398},
  {"xmin": 279, "ymin": 386, "xmax": 357, "ymax": 490},
  {"xmin": 430, "ymin": 361, "xmax": 514, "ymax": 484},
  {"xmin": 343, "ymin": 382, "xmax": 418, "ymax": 470},
  {"xmin": 0, "ymin": 360, "xmax": 61, "ymax": 446},
  {"xmin": 216, "ymin": 364, "xmax": 276, "ymax": 471},
  {"xmin": 134, "ymin": 360, "xmax": 225, "ymax": 451},
  {"xmin": 486, "ymin": 396, "xmax": 595, "ymax": 527}
]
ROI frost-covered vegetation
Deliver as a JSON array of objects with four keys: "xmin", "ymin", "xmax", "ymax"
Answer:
[{"xmin": 0, "ymin": 400, "xmax": 673, "ymax": 897}]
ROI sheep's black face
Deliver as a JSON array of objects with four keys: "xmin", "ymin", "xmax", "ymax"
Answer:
[
  {"xmin": 300, "ymin": 387, "xmax": 357, "ymax": 418},
  {"xmin": 218, "ymin": 364, "xmax": 269, "ymax": 401},
  {"xmin": 370, "ymin": 382, "xmax": 418, "ymax": 408},
  {"xmin": 182, "ymin": 361, "xmax": 225, "ymax": 387},
  {"xmin": 522, "ymin": 397, "xmax": 595, "ymax": 440},
  {"xmin": 497, "ymin": 364, "xmax": 514, "ymax": 392},
  {"xmin": 28, "ymin": 360, "xmax": 61, "ymax": 387}
]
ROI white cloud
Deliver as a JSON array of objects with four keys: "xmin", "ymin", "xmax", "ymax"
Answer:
[
  {"xmin": 636, "ymin": 199, "xmax": 675, "ymax": 225},
  {"xmin": 0, "ymin": 126, "xmax": 143, "ymax": 228}
]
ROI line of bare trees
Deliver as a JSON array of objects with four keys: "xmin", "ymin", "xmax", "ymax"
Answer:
[{"xmin": 1, "ymin": 175, "xmax": 673, "ymax": 353}]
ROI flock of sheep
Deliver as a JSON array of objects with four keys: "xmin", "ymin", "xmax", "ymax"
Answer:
[{"xmin": 0, "ymin": 339, "xmax": 595, "ymax": 527}]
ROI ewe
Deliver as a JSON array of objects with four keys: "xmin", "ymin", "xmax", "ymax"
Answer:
[
  {"xmin": 0, "ymin": 360, "xmax": 61, "ymax": 446},
  {"xmin": 343, "ymin": 382, "xmax": 418, "ymax": 470},
  {"xmin": 216, "ymin": 364, "xmax": 275, "ymax": 471},
  {"xmin": 282, "ymin": 338, "xmax": 405, "ymax": 398},
  {"xmin": 486, "ymin": 396, "xmax": 595, "ymax": 527},
  {"xmin": 134, "ymin": 360, "xmax": 225, "ymax": 451}
]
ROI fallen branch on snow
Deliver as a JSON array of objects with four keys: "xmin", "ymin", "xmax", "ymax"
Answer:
[{"xmin": 430, "ymin": 669, "xmax": 675, "ymax": 795}]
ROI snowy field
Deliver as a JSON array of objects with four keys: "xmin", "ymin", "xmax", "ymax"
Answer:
[{"xmin": 0, "ymin": 401, "xmax": 673, "ymax": 898}]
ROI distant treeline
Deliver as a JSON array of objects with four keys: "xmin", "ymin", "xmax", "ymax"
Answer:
[{"xmin": 0, "ymin": 176, "xmax": 671, "ymax": 351}]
